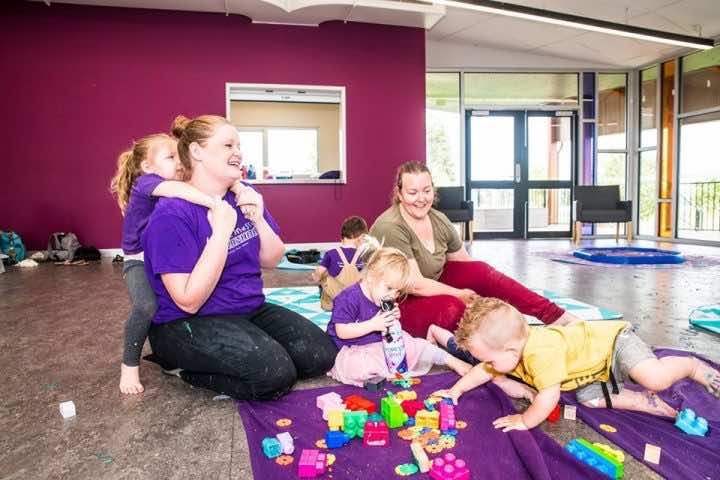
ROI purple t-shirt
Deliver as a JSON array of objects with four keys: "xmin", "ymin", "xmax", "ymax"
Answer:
[
  {"xmin": 142, "ymin": 189, "xmax": 281, "ymax": 324},
  {"xmin": 320, "ymin": 247, "xmax": 364, "ymax": 277},
  {"xmin": 326, "ymin": 282, "xmax": 382, "ymax": 349},
  {"xmin": 121, "ymin": 173, "xmax": 165, "ymax": 254}
]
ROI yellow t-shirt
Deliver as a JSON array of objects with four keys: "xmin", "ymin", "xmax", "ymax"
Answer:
[
  {"xmin": 506, "ymin": 321, "xmax": 631, "ymax": 391},
  {"xmin": 370, "ymin": 205, "xmax": 462, "ymax": 280}
]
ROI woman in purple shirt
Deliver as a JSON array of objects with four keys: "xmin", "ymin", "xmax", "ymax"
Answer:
[{"xmin": 142, "ymin": 115, "xmax": 336, "ymax": 400}]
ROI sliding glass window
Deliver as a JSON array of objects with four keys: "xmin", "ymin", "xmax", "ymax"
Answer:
[
  {"xmin": 426, "ymin": 73, "xmax": 461, "ymax": 186},
  {"xmin": 638, "ymin": 66, "xmax": 659, "ymax": 237}
]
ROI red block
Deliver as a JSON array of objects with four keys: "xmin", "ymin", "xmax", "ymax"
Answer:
[
  {"xmin": 363, "ymin": 420, "xmax": 390, "ymax": 447},
  {"xmin": 548, "ymin": 404, "xmax": 561, "ymax": 423},
  {"xmin": 344, "ymin": 394, "xmax": 376, "ymax": 414},
  {"xmin": 401, "ymin": 400, "xmax": 424, "ymax": 418}
]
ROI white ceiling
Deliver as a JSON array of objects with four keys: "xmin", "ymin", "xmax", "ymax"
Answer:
[{"xmin": 29, "ymin": 0, "xmax": 720, "ymax": 68}]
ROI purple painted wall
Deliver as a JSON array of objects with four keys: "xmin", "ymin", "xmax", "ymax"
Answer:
[{"xmin": 1, "ymin": 2, "xmax": 426, "ymax": 249}]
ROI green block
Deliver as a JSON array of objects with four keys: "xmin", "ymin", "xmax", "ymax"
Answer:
[{"xmin": 343, "ymin": 410, "xmax": 368, "ymax": 438}]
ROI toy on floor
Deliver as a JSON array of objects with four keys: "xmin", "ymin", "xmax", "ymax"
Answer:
[
  {"xmin": 440, "ymin": 402, "xmax": 456, "ymax": 431},
  {"xmin": 689, "ymin": 304, "xmax": 720, "ymax": 336},
  {"xmin": 411, "ymin": 440, "xmax": 432, "ymax": 473},
  {"xmin": 345, "ymin": 394, "xmax": 376, "ymax": 414},
  {"xmin": 565, "ymin": 438, "xmax": 624, "ymax": 479},
  {"xmin": 317, "ymin": 392, "xmax": 346, "ymax": 420},
  {"xmin": 343, "ymin": 410, "xmax": 369, "ymax": 438},
  {"xmin": 364, "ymin": 376, "xmax": 386, "ymax": 392},
  {"xmin": 429, "ymin": 453, "xmax": 470, "ymax": 480},
  {"xmin": 325, "ymin": 430, "xmax": 350, "ymax": 449},
  {"xmin": 381, "ymin": 394, "xmax": 408, "ymax": 428},
  {"xmin": 262, "ymin": 437, "xmax": 282, "ymax": 459},
  {"xmin": 327, "ymin": 409, "xmax": 345, "ymax": 431},
  {"xmin": 363, "ymin": 419, "xmax": 390, "ymax": 446},
  {"xmin": 276, "ymin": 432, "xmax": 294, "ymax": 454},
  {"xmin": 416, "ymin": 409, "xmax": 440, "ymax": 429},
  {"xmin": 298, "ymin": 449, "xmax": 327, "ymax": 478},
  {"xmin": 394, "ymin": 390, "xmax": 417, "ymax": 402},
  {"xmin": 401, "ymin": 400, "xmax": 425, "ymax": 418},
  {"xmin": 573, "ymin": 247, "xmax": 685, "ymax": 265},
  {"xmin": 548, "ymin": 403, "xmax": 561, "ymax": 423},
  {"xmin": 674, "ymin": 408, "xmax": 709, "ymax": 437}
]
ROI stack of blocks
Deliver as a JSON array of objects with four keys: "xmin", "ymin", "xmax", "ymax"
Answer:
[
  {"xmin": 565, "ymin": 438, "xmax": 624, "ymax": 479},
  {"xmin": 316, "ymin": 392, "xmax": 347, "ymax": 421},
  {"xmin": 416, "ymin": 409, "xmax": 440, "ymax": 429},
  {"xmin": 429, "ymin": 453, "xmax": 470, "ymax": 480},
  {"xmin": 401, "ymin": 400, "xmax": 425, "ymax": 418},
  {"xmin": 345, "ymin": 395, "xmax": 376, "ymax": 414},
  {"xmin": 343, "ymin": 410, "xmax": 369, "ymax": 438},
  {"xmin": 298, "ymin": 449, "xmax": 327, "ymax": 478},
  {"xmin": 363, "ymin": 419, "xmax": 390, "ymax": 446},
  {"xmin": 439, "ymin": 402, "xmax": 455, "ymax": 431}
]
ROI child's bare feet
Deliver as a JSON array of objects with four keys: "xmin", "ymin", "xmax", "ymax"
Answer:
[
  {"xmin": 120, "ymin": 364, "xmax": 144, "ymax": 394},
  {"xmin": 446, "ymin": 355, "xmax": 473, "ymax": 376},
  {"xmin": 426, "ymin": 324, "xmax": 453, "ymax": 348},
  {"xmin": 691, "ymin": 358, "xmax": 720, "ymax": 399}
]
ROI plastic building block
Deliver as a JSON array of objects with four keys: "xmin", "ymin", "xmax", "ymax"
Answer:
[
  {"xmin": 429, "ymin": 453, "xmax": 470, "ymax": 480},
  {"xmin": 344, "ymin": 394, "xmax": 376, "ymax": 414},
  {"xmin": 363, "ymin": 419, "xmax": 390, "ymax": 446},
  {"xmin": 401, "ymin": 400, "xmax": 425, "ymax": 418},
  {"xmin": 674, "ymin": 408, "xmax": 709, "ymax": 437},
  {"xmin": 592, "ymin": 443, "xmax": 625, "ymax": 463},
  {"xmin": 343, "ymin": 410, "xmax": 368, "ymax": 438},
  {"xmin": 411, "ymin": 441, "xmax": 432, "ymax": 473},
  {"xmin": 364, "ymin": 376, "xmax": 386, "ymax": 392},
  {"xmin": 59, "ymin": 401, "xmax": 76, "ymax": 418},
  {"xmin": 548, "ymin": 403, "xmax": 561, "ymax": 423},
  {"xmin": 327, "ymin": 409, "xmax": 345, "ymax": 431},
  {"xmin": 368, "ymin": 413, "xmax": 384, "ymax": 422},
  {"xmin": 316, "ymin": 392, "xmax": 343, "ymax": 410},
  {"xmin": 424, "ymin": 399, "xmax": 436, "ymax": 411},
  {"xmin": 565, "ymin": 438, "xmax": 623, "ymax": 479},
  {"xmin": 395, "ymin": 390, "xmax": 417, "ymax": 402},
  {"xmin": 381, "ymin": 395, "xmax": 408, "ymax": 428},
  {"xmin": 416, "ymin": 409, "xmax": 440, "ymax": 429},
  {"xmin": 276, "ymin": 432, "xmax": 294, "ymax": 455},
  {"xmin": 325, "ymin": 430, "xmax": 350, "ymax": 449},
  {"xmin": 298, "ymin": 449, "xmax": 327, "ymax": 478},
  {"xmin": 439, "ymin": 403, "xmax": 456, "ymax": 431},
  {"xmin": 262, "ymin": 437, "xmax": 282, "ymax": 459}
]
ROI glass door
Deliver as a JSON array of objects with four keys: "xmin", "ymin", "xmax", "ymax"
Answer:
[{"xmin": 466, "ymin": 110, "xmax": 575, "ymax": 239}]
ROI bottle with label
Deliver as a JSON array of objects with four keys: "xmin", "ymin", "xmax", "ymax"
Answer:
[{"xmin": 380, "ymin": 300, "xmax": 408, "ymax": 375}]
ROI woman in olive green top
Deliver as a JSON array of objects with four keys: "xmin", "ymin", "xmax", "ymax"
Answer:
[{"xmin": 370, "ymin": 161, "xmax": 579, "ymax": 337}]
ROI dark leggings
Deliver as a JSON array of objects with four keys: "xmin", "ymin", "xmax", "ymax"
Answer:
[
  {"xmin": 148, "ymin": 303, "xmax": 337, "ymax": 400},
  {"xmin": 122, "ymin": 260, "xmax": 157, "ymax": 367}
]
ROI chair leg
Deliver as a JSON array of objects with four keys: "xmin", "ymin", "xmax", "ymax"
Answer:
[
  {"xmin": 615, "ymin": 223, "xmax": 620, "ymax": 243},
  {"xmin": 627, "ymin": 221, "xmax": 633, "ymax": 243},
  {"xmin": 574, "ymin": 221, "xmax": 582, "ymax": 244},
  {"xmin": 469, "ymin": 221, "xmax": 474, "ymax": 242}
]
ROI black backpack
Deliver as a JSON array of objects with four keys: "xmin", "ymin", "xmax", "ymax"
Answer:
[{"xmin": 286, "ymin": 249, "xmax": 321, "ymax": 264}]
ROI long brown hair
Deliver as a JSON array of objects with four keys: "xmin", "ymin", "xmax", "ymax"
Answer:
[
  {"xmin": 392, "ymin": 161, "xmax": 434, "ymax": 205},
  {"xmin": 109, "ymin": 133, "xmax": 174, "ymax": 213},
  {"xmin": 171, "ymin": 114, "xmax": 232, "ymax": 170}
]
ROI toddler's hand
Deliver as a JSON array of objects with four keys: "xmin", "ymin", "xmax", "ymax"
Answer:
[
  {"xmin": 432, "ymin": 388, "xmax": 462, "ymax": 405},
  {"xmin": 492, "ymin": 414, "xmax": 528, "ymax": 433},
  {"xmin": 457, "ymin": 288, "xmax": 477, "ymax": 305},
  {"xmin": 368, "ymin": 310, "xmax": 395, "ymax": 333}
]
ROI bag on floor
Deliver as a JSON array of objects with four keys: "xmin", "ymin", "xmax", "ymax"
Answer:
[
  {"xmin": 47, "ymin": 232, "xmax": 81, "ymax": 262},
  {"xmin": 0, "ymin": 230, "xmax": 26, "ymax": 264},
  {"xmin": 286, "ymin": 249, "xmax": 321, "ymax": 264},
  {"xmin": 72, "ymin": 246, "xmax": 101, "ymax": 262}
]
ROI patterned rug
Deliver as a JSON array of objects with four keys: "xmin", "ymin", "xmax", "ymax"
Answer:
[{"xmin": 263, "ymin": 286, "xmax": 623, "ymax": 331}]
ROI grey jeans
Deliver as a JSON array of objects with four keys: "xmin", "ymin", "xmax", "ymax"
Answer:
[{"xmin": 122, "ymin": 259, "xmax": 157, "ymax": 366}]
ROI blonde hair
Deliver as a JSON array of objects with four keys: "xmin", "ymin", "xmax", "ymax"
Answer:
[
  {"xmin": 171, "ymin": 114, "xmax": 232, "ymax": 170},
  {"xmin": 109, "ymin": 133, "xmax": 174, "ymax": 213},
  {"xmin": 360, "ymin": 236, "xmax": 412, "ymax": 294},
  {"xmin": 392, "ymin": 161, "xmax": 434, "ymax": 205},
  {"xmin": 455, "ymin": 297, "xmax": 527, "ymax": 350}
]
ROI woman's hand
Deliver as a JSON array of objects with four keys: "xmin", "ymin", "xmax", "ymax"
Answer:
[
  {"xmin": 457, "ymin": 288, "xmax": 478, "ymax": 305},
  {"xmin": 207, "ymin": 197, "xmax": 237, "ymax": 238},
  {"xmin": 368, "ymin": 310, "xmax": 395, "ymax": 333},
  {"xmin": 234, "ymin": 184, "xmax": 264, "ymax": 223}
]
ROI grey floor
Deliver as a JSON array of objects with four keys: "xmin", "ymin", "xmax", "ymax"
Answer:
[{"xmin": 1, "ymin": 239, "xmax": 719, "ymax": 479}]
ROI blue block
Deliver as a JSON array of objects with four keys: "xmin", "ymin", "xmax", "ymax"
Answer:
[
  {"xmin": 325, "ymin": 430, "xmax": 350, "ymax": 449},
  {"xmin": 565, "ymin": 439, "xmax": 623, "ymax": 479},
  {"xmin": 675, "ymin": 408, "xmax": 709, "ymax": 437},
  {"xmin": 262, "ymin": 437, "xmax": 282, "ymax": 458},
  {"xmin": 405, "ymin": 417, "xmax": 415, "ymax": 426}
]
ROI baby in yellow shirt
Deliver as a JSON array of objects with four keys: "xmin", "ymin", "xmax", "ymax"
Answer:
[{"xmin": 433, "ymin": 297, "xmax": 720, "ymax": 432}]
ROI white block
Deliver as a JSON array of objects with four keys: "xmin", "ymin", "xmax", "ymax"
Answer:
[
  {"xmin": 59, "ymin": 401, "xmax": 76, "ymax": 418},
  {"xmin": 276, "ymin": 432, "xmax": 294, "ymax": 455}
]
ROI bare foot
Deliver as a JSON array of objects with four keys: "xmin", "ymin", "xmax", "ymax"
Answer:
[
  {"xmin": 120, "ymin": 364, "xmax": 144, "ymax": 394},
  {"xmin": 426, "ymin": 324, "xmax": 453, "ymax": 348},
  {"xmin": 691, "ymin": 359, "xmax": 720, "ymax": 399},
  {"xmin": 446, "ymin": 355, "xmax": 473, "ymax": 376}
]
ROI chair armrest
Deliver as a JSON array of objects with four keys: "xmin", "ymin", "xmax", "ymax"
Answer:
[
  {"xmin": 574, "ymin": 200, "xmax": 583, "ymax": 220},
  {"xmin": 617, "ymin": 200, "xmax": 632, "ymax": 213},
  {"xmin": 461, "ymin": 200, "xmax": 474, "ymax": 211}
]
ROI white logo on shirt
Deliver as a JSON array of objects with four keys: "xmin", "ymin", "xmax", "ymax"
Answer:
[{"xmin": 228, "ymin": 222, "xmax": 258, "ymax": 252}]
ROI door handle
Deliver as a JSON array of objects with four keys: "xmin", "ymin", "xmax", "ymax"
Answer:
[{"xmin": 515, "ymin": 163, "xmax": 521, "ymax": 183}]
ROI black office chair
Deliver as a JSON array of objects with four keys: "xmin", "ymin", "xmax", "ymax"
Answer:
[
  {"xmin": 435, "ymin": 186, "xmax": 474, "ymax": 241},
  {"xmin": 574, "ymin": 185, "xmax": 633, "ymax": 243}
]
